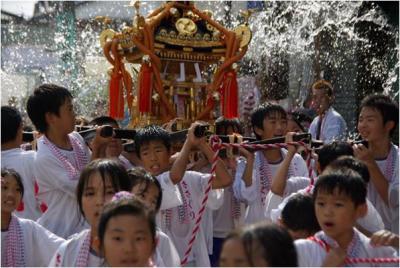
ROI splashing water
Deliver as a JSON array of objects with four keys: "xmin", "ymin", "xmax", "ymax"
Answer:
[{"xmin": 1, "ymin": 1, "xmax": 398, "ymax": 132}]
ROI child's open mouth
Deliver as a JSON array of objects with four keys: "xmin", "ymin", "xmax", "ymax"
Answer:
[{"xmin": 324, "ymin": 222, "xmax": 334, "ymax": 228}]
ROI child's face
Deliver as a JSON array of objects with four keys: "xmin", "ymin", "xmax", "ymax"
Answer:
[
  {"xmin": 1, "ymin": 175, "xmax": 22, "ymax": 214},
  {"xmin": 105, "ymin": 123, "xmax": 123, "ymax": 158},
  {"xmin": 139, "ymin": 140, "xmax": 171, "ymax": 176},
  {"xmin": 315, "ymin": 188, "xmax": 365, "ymax": 242},
  {"xmin": 358, "ymin": 107, "xmax": 390, "ymax": 142},
  {"xmin": 49, "ymin": 98, "xmax": 76, "ymax": 134},
  {"xmin": 286, "ymin": 118, "xmax": 302, "ymax": 133},
  {"xmin": 257, "ymin": 112, "xmax": 287, "ymax": 140},
  {"xmin": 131, "ymin": 182, "xmax": 160, "ymax": 211},
  {"xmin": 82, "ymin": 172, "xmax": 116, "ymax": 229},
  {"xmin": 225, "ymin": 125, "xmax": 239, "ymax": 135},
  {"xmin": 103, "ymin": 214, "xmax": 155, "ymax": 267},
  {"xmin": 248, "ymin": 240, "xmax": 269, "ymax": 267},
  {"xmin": 219, "ymin": 237, "xmax": 250, "ymax": 267}
]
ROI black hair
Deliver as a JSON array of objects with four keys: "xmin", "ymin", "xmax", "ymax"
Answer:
[
  {"xmin": 219, "ymin": 229, "xmax": 250, "ymax": 266},
  {"xmin": 215, "ymin": 116, "xmax": 243, "ymax": 135},
  {"xmin": 127, "ymin": 167, "xmax": 162, "ymax": 212},
  {"xmin": 317, "ymin": 141, "xmax": 354, "ymax": 171},
  {"xmin": 281, "ymin": 193, "xmax": 320, "ymax": 234},
  {"xmin": 89, "ymin": 116, "xmax": 119, "ymax": 128},
  {"xmin": 1, "ymin": 106, "xmax": 22, "ymax": 144},
  {"xmin": 215, "ymin": 117, "xmax": 244, "ymax": 158},
  {"xmin": 251, "ymin": 102, "xmax": 287, "ymax": 140},
  {"xmin": 98, "ymin": 196, "xmax": 156, "ymax": 254},
  {"xmin": 360, "ymin": 94, "xmax": 399, "ymax": 136},
  {"xmin": 313, "ymin": 169, "xmax": 367, "ymax": 207},
  {"xmin": 289, "ymin": 110, "xmax": 312, "ymax": 132},
  {"xmin": 241, "ymin": 222, "xmax": 298, "ymax": 267},
  {"xmin": 326, "ymin": 156, "xmax": 370, "ymax": 183},
  {"xmin": 76, "ymin": 159, "xmax": 132, "ymax": 221},
  {"xmin": 1, "ymin": 168, "xmax": 24, "ymax": 198},
  {"xmin": 26, "ymin": 84, "xmax": 73, "ymax": 133},
  {"xmin": 134, "ymin": 125, "xmax": 171, "ymax": 158}
]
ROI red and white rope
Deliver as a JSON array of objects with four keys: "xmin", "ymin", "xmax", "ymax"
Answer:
[
  {"xmin": 180, "ymin": 137, "xmax": 312, "ymax": 265},
  {"xmin": 180, "ymin": 138, "xmax": 399, "ymax": 266},
  {"xmin": 180, "ymin": 136, "xmax": 221, "ymax": 265},
  {"xmin": 345, "ymin": 257, "xmax": 399, "ymax": 264},
  {"xmin": 310, "ymin": 234, "xmax": 400, "ymax": 265}
]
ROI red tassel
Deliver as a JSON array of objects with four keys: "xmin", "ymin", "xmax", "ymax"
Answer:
[
  {"xmin": 109, "ymin": 70, "xmax": 124, "ymax": 119},
  {"xmin": 122, "ymin": 69, "xmax": 133, "ymax": 114},
  {"xmin": 138, "ymin": 63, "xmax": 153, "ymax": 113},
  {"xmin": 221, "ymin": 70, "xmax": 239, "ymax": 119},
  {"xmin": 40, "ymin": 203, "xmax": 48, "ymax": 213},
  {"xmin": 34, "ymin": 181, "xmax": 39, "ymax": 195},
  {"xmin": 17, "ymin": 200, "xmax": 24, "ymax": 211}
]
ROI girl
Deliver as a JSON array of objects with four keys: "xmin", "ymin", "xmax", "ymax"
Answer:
[
  {"xmin": 1, "ymin": 168, "xmax": 65, "ymax": 266},
  {"xmin": 98, "ymin": 192, "xmax": 156, "ymax": 267},
  {"xmin": 128, "ymin": 167, "xmax": 181, "ymax": 267},
  {"xmin": 219, "ymin": 231, "xmax": 250, "ymax": 267},
  {"xmin": 48, "ymin": 159, "xmax": 132, "ymax": 266},
  {"xmin": 220, "ymin": 222, "xmax": 298, "ymax": 267}
]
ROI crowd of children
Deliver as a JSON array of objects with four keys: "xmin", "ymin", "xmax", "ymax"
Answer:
[{"xmin": 1, "ymin": 81, "xmax": 399, "ymax": 267}]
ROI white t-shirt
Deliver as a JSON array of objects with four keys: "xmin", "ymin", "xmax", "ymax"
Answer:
[
  {"xmin": 234, "ymin": 149, "xmax": 309, "ymax": 224},
  {"xmin": 213, "ymin": 185, "xmax": 246, "ymax": 238},
  {"xmin": 118, "ymin": 154, "xmax": 134, "ymax": 169},
  {"xmin": 295, "ymin": 228, "xmax": 398, "ymax": 267},
  {"xmin": 48, "ymin": 229, "xmax": 103, "ymax": 267},
  {"xmin": 1, "ymin": 148, "xmax": 42, "ymax": 220},
  {"xmin": 153, "ymin": 228, "xmax": 181, "ymax": 267},
  {"xmin": 271, "ymin": 183, "xmax": 385, "ymax": 235},
  {"xmin": 369, "ymin": 144, "xmax": 399, "ymax": 234},
  {"xmin": 1, "ymin": 216, "xmax": 65, "ymax": 267},
  {"xmin": 159, "ymin": 171, "xmax": 223, "ymax": 267},
  {"xmin": 156, "ymin": 171, "xmax": 183, "ymax": 210},
  {"xmin": 34, "ymin": 132, "xmax": 90, "ymax": 238},
  {"xmin": 202, "ymin": 188, "xmax": 224, "ymax": 254},
  {"xmin": 309, "ymin": 107, "xmax": 347, "ymax": 143}
]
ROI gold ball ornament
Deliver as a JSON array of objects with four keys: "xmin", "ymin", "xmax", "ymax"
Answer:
[
  {"xmin": 234, "ymin": 25, "xmax": 252, "ymax": 48},
  {"xmin": 175, "ymin": 18, "xmax": 197, "ymax": 36},
  {"xmin": 99, "ymin": 29, "xmax": 116, "ymax": 48}
]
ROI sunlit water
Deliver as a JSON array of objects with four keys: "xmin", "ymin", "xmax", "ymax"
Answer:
[{"xmin": 1, "ymin": 1, "xmax": 398, "ymax": 132}]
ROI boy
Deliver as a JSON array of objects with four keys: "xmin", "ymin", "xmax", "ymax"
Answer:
[
  {"xmin": 280, "ymin": 193, "xmax": 320, "ymax": 240},
  {"xmin": 271, "ymin": 142, "xmax": 384, "ymax": 235},
  {"xmin": 295, "ymin": 169, "xmax": 397, "ymax": 267},
  {"xmin": 210, "ymin": 117, "xmax": 246, "ymax": 267},
  {"xmin": 88, "ymin": 116, "xmax": 139, "ymax": 168},
  {"xmin": 1, "ymin": 106, "xmax": 42, "ymax": 220},
  {"xmin": 271, "ymin": 140, "xmax": 354, "ymax": 198},
  {"xmin": 134, "ymin": 123, "xmax": 232, "ymax": 266},
  {"xmin": 26, "ymin": 84, "xmax": 110, "ymax": 238},
  {"xmin": 355, "ymin": 94, "xmax": 399, "ymax": 234},
  {"xmin": 234, "ymin": 102, "xmax": 308, "ymax": 224},
  {"xmin": 308, "ymin": 80, "xmax": 347, "ymax": 143}
]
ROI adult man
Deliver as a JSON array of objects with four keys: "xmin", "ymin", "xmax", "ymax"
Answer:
[{"xmin": 308, "ymin": 80, "xmax": 347, "ymax": 143}]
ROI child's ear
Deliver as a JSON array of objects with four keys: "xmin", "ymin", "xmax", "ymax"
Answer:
[
  {"xmin": 316, "ymin": 162, "xmax": 322, "ymax": 175},
  {"xmin": 254, "ymin": 126, "xmax": 264, "ymax": 137},
  {"xmin": 356, "ymin": 203, "xmax": 368, "ymax": 219},
  {"xmin": 45, "ymin": 112, "xmax": 55, "ymax": 125},
  {"xmin": 384, "ymin": 121, "xmax": 395, "ymax": 134}
]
